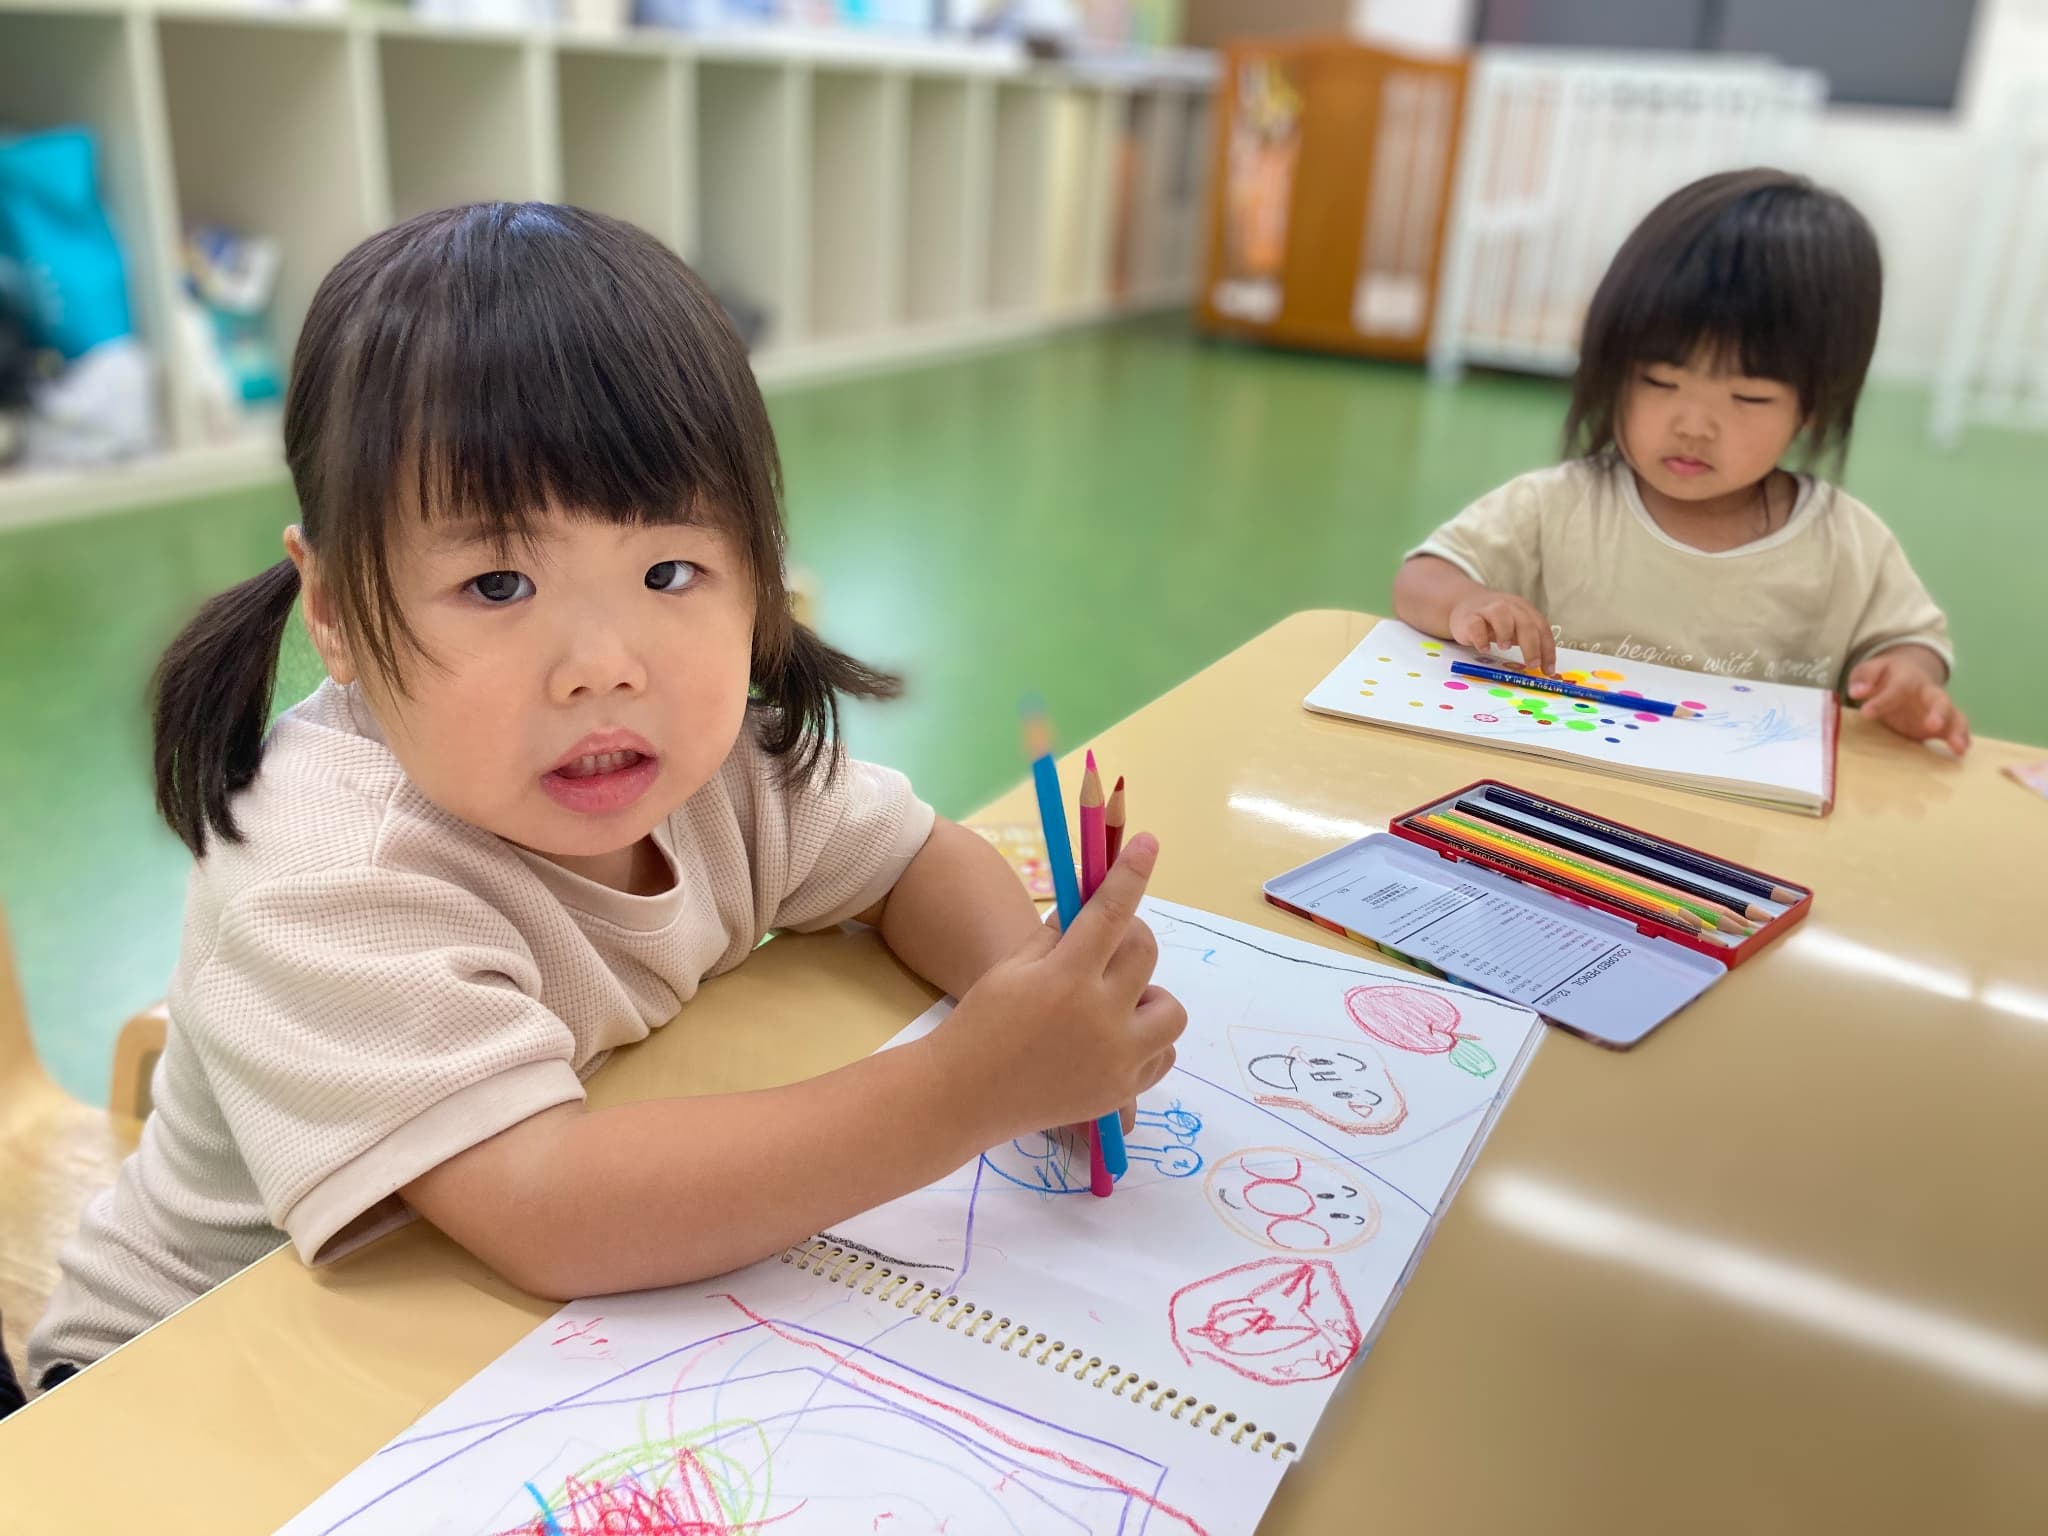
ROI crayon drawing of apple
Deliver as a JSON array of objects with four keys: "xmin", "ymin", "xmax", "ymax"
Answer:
[{"xmin": 1344, "ymin": 985, "xmax": 1495, "ymax": 1078}]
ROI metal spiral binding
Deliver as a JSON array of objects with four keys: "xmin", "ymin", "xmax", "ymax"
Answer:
[{"xmin": 780, "ymin": 1240, "xmax": 1298, "ymax": 1462}]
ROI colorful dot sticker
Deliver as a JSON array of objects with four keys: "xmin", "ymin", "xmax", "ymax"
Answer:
[
  {"xmin": 1592, "ymin": 669, "xmax": 1625, "ymax": 681},
  {"xmin": 1378, "ymin": 656, "xmax": 1392, "ymax": 663},
  {"xmin": 1473, "ymin": 713, "xmax": 1499, "ymax": 723},
  {"xmin": 1363, "ymin": 678, "xmax": 1378, "ymax": 685},
  {"xmin": 1681, "ymin": 700, "xmax": 1706, "ymax": 711},
  {"xmin": 1407, "ymin": 671, "xmax": 1422, "ymax": 679},
  {"xmin": 1572, "ymin": 702, "xmax": 1596, "ymax": 713},
  {"xmin": 1409, "ymin": 700, "xmax": 1424, "ymax": 708},
  {"xmin": 1624, "ymin": 723, "xmax": 1639, "ymax": 730},
  {"xmin": 1634, "ymin": 712, "xmax": 1659, "ymax": 723},
  {"xmin": 1440, "ymin": 703, "xmax": 1455, "ymax": 710},
  {"xmin": 1600, "ymin": 718, "xmax": 1615, "ymax": 725},
  {"xmin": 1561, "ymin": 671, "xmax": 1589, "ymax": 683},
  {"xmin": 1360, "ymin": 689, "xmax": 1374, "ymax": 697},
  {"xmin": 1733, "ymin": 684, "xmax": 1752, "ymax": 693},
  {"xmin": 1604, "ymin": 736, "xmax": 1620, "ymax": 743},
  {"xmin": 1618, "ymin": 689, "xmax": 1643, "ymax": 698},
  {"xmin": 1444, "ymin": 680, "xmax": 1470, "ymax": 691},
  {"xmin": 1489, "ymin": 687, "xmax": 1516, "ymax": 698},
  {"xmin": 1566, "ymin": 719, "xmax": 1596, "ymax": 732}
]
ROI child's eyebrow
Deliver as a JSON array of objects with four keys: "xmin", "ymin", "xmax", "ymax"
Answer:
[{"xmin": 419, "ymin": 519, "xmax": 515, "ymax": 553}]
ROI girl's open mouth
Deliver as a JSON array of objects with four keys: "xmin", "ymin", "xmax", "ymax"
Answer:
[{"xmin": 541, "ymin": 736, "xmax": 660, "ymax": 815}]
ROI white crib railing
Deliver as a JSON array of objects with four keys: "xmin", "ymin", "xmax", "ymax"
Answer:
[
  {"xmin": 1931, "ymin": 87, "xmax": 2048, "ymax": 446},
  {"xmin": 1428, "ymin": 48, "xmax": 1825, "ymax": 382}
]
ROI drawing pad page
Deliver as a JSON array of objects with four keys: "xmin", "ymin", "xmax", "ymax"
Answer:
[
  {"xmin": 1303, "ymin": 619, "xmax": 1833, "ymax": 811},
  {"xmin": 829, "ymin": 898, "xmax": 1544, "ymax": 1451},
  {"xmin": 278, "ymin": 1256, "xmax": 1286, "ymax": 1536}
]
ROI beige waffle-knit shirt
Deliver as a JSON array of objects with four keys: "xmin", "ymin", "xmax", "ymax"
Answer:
[
  {"xmin": 28, "ymin": 680, "xmax": 933, "ymax": 1384},
  {"xmin": 1411, "ymin": 457, "xmax": 1953, "ymax": 690}
]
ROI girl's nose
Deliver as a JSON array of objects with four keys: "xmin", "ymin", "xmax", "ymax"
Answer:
[{"xmin": 549, "ymin": 621, "xmax": 648, "ymax": 703}]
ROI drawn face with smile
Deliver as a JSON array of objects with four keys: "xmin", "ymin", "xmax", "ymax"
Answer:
[
  {"xmin": 1205, "ymin": 1147, "xmax": 1382, "ymax": 1252},
  {"xmin": 1229, "ymin": 1027, "xmax": 1408, "ymax": 1135}
]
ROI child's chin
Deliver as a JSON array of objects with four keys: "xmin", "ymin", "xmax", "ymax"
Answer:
[
  {"xmin": 530, "ymin": 797, "xmax": 675, "ymax": 850},
  {"xmin": 1650, "ymin": 471, "xmax": 1727, "ymax": 500}
]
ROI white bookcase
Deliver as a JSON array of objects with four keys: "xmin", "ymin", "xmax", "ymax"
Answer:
[{"xmin": 0, "ymin": 2, "xmax": 1215, "ymax": 525}]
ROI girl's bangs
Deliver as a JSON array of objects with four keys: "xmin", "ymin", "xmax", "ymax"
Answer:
[
  {"xmin": 322, "ymin": 205, "xmax": 760, "ymax": 557},
  {"xmin": 1629, "ymin": 234, "xmax": 1801, "ymax": 387}
]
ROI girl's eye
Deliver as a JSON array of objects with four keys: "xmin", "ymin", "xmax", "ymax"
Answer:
[
  {"xmin": 1640, "ymin": 374, "xmax": 1678, "ymax": 390},
  {"xmin": 1732, "ymin": 393, "xmax": 1777, "ymax": 405},
  {"xmin": 645, "ymin": 560, "xmax": 700, "ymax": 593},
  {"xmin": 467, "ymin": 570, "xmax": 534, "ymax": 604}
]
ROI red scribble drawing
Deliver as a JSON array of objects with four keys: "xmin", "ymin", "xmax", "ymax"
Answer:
[
  {"xmin": 1204, "ymin": 1147, "xmax": 1381, "ymax": 1253},
  {"xmin": 500, "ymin": 1443, "xmax": 776, "ymax": 1534},
  {"xmin": 1344, "ymin": 985, "xmax": 1496, "ymax": 1077},
  {"xmin": 1228, "ymin": 1026, "xmax": 1408, "ymax": 1134},
  {"xmin": 550, "ymin": 1316, "xmax": 612, "ymax": 1358},
  {"xmin": 1169, "ymin": 1259, "xmax": 1361, "ymax": 1386}
]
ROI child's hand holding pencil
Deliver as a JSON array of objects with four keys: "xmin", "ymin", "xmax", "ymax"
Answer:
[{"xmin": 931, "ymin": 834, "xmax": 1186, "ymax": 1152}]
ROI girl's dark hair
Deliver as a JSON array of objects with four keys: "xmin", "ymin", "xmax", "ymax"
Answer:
[
  {"xmin": 1563, "ymin": 168, "xmax": 1882, "ymax": 469},
  {"xmin": 152, "ymin": 203, "xmax": 897, "ymax": 857}
]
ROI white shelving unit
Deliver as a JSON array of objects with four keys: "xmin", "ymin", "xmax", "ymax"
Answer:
[
  {"xmin": 557, "ymin": 41, "xmax": 690, "ymax": 254},
  {"xmin": 380, "ymin": 30, "xmax": 557, "ymax": 218},
  {"xmin": 695, "ymin": 57, "xmax": 805, "ymax": 348},
  {"xmin": 903, "ymin": 74, "xmax": 981, "ymax": 325},
  {"xmin": 157, "ymin": 12, "xmax": 385, "ymax": 429},
  {"xmin": 0, "ymin": 2, "xmax": 1214, "ymax": 526},
  {"xmin": 808, "ymin": 65, "xmax": 901, "ymax": 340},
  {"xmin": 986, "ymin": 80, "xmax": 1049, "ymax": 314}
]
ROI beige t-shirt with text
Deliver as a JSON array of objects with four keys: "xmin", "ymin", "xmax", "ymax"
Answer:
[
  {"xmin": 1410, "ymin": 457, "xmax": 1952, "ymax": 689},
  {"xmin": 28, "ymin": 681, "xmax": 934, "ymax": 1383}
]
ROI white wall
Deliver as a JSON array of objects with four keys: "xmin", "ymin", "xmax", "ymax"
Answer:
[
  {"xmin": 1806, "ymin": 0, "xmax": 2048, "ymax": 378},
  {"xmin": 1347, "ymin": 0, "xmax": 2048, "ymax": 379},
  {"xmin": 1350, "ymin": 0, "xmax": 1476, "ymax": 55}
]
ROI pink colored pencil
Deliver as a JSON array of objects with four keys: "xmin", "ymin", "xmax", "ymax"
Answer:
[
  {"xmin": 1079, "ymin": 751, "xmax": 1107, "ymax": 902},
  {"xmin": 1077, "ymin": 751, "xmax": 1114, "ymax": 1197},
  {"xmin": 1104, "ymin": 775, "xmax": 1126, "ymax": 867}
]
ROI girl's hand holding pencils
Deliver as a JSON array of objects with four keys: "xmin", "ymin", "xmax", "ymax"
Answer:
[{"xmin": 931, "ymin": 834, "xmax": 1186, "ymax": 1146}]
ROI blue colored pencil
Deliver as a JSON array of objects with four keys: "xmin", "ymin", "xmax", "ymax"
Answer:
[
  {"xmin": 1023, "ymin": 712, "xmax": 1128, "ymax": 1186},
  {"xmin": 1030, "ymin": 750, "xmax": 1082, "ymax": 924},
  {"xmin": 1448, "ymin": 661, "xmax": 1698, "ymax": 718}
]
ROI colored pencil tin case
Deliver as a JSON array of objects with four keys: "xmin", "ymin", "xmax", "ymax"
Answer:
[{"xmin": 1262, "ymin": 780, "xmax": 1813, "ymax": 1048}]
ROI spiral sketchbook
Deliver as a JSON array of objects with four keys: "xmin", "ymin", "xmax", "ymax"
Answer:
[
  {"xmin": 1305, "ymin": 620, "xmax": 1839, "ymax": 814},
  {"xmin": 278, "ymin": 900, "xmax": 1542, "ymax": 1536}
]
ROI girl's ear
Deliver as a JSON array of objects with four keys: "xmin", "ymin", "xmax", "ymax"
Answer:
[{"xmin": 283, "ymin": 526, "xmax": 357, "ymax": 686}]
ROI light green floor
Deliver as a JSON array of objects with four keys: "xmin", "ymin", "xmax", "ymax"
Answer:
[{"xmin": 3, "ymin": 315, "xmax": 2041, "ymax": 1099}]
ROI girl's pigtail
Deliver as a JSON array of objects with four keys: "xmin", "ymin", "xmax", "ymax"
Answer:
[
  {"xmin": 752, "ymin": 621, "xmax": 903, "ymax": 784},
  {"xmin": 150, "ymin": 559, "xmax": 302, "ymax": 857}
]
